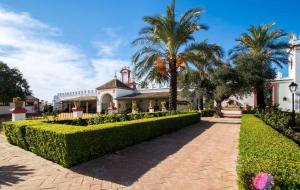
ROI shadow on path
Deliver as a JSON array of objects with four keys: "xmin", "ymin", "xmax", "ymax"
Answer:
[
  {"xmin": 72, "ymin": 120, "xmax": 215, "ymax": 186},
  {"xmin": 0, "ymin": 165, "xmax": 33, "ymax": 186}
]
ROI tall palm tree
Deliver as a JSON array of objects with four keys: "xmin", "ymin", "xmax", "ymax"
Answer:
[
  {"xmin": 230, "ymin": 22, "xmax": 291, "ymax": 108},
  {"xmin": 132, "ymin": 0, "xmax": 210, "ymax": 111}
]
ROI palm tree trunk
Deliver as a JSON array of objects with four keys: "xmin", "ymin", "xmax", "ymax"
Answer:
[{"xmin": 169, "ymin": 60, "xmax": 177, "ymax": 111}]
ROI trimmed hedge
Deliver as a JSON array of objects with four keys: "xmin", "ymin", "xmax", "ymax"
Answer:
[
  {"xmin": 238, "ymin": 115, "xmax": 300, "ymax": 189},
  {"xmin": 200, "ymin": 109, "xmax": 215, "ymax": 117},
  {"xmin": 3, "ymin": 113, "xmax": 200, "ymax": 167},
  {"xmin": 257, "ymin": 108, "xmax": 300, "ymax": 145}
]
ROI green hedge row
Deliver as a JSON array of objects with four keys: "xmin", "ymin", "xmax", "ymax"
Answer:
[
  {"xmin": 3, "ymin": 113, "xmax": 200, "ymax": 167},
  {"xmin": 238, "ymin": 115, "xmax": 300, "ymax": 189},
  {"xmin": 200, "ymin": 109, "xmax": 215, "ymax": 117},
  {"xmin": 257, "ymin": 108, "xmax": 300, "ymax": 145}
]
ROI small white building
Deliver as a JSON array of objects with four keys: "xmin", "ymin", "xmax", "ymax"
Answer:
[{"xmin": 53, "ymin": 66, "xmax": 192, "ymax": 113}]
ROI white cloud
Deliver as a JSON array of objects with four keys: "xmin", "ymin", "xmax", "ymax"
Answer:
[
  {"xmin": 0, "ymin": 7, "xmax": 129, "ymax": 101},
  {"xmin": 93, "ymin": 27, "xmax": 126, "ymax": 57}
]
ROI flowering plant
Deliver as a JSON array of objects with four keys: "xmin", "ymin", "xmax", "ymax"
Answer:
[{"xmin": 253, "ymin": 172, "xmax": 274, "ymax": 190}]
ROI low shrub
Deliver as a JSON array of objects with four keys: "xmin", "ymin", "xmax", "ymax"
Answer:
[
  {"xmin": 257, "ymin": 106, "xmax": 300, "ymax": 145},
  {"xmin": 238, "ymin": 115, "xmax": 300, "ymax": 189},
  {"xmin": 200, "ymin": 109, "xmax": 215, "ymax": 117},
  {"xmin": 3, "ymin": 113, "xmax": 200, "ymax": 167}
]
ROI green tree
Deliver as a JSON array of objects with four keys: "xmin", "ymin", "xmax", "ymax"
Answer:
[
  {"xmin": 0, "ymin": 61, "xmax": 31, "ymax": 104},
  {"xmin": 230, "ymin": 22, "xmax": 290, "ymax": 108},
  {"xmin": 211, "ymin": 64, "xmax": 244, "ymax": 117},
  {"xmin": 178, "ymin": 42, "xmax": 223, "ymax": 110},
  {"xmin": 132, "ymin": 0, "xmax": 210, "ymax": 111}
]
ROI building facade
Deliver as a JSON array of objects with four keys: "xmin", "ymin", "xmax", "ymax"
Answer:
[{"xmin": 53, "ymin": 66, "xmax": 192, "ymax": 113}]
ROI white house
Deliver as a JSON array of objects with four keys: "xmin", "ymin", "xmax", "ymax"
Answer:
[{"xmin": 53, "ymin": 66, "xmax": 192, "ymax": 113}]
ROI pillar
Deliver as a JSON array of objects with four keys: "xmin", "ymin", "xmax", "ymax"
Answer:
[
  {"xmin": 86, "ymin": 102, "xmax": 89, "ymax": 113},
  {"xmin": 10, "ymin": 107, "xmax": 27, "ymax": 121}
]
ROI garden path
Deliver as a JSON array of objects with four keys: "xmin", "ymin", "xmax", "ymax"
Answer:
[{"xmin": 0, "ymin": 117, "xmax": 240, "ymax": 190}]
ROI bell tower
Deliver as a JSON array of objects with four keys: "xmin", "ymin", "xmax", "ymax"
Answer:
[{"xmin": 120, "ymin": 66, "xmax": 136, "ymax": 89}]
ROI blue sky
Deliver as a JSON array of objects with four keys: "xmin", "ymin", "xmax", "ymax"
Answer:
[{"xmin": 0, "ymin": 0, "xmax": 299, "ymax": 100}]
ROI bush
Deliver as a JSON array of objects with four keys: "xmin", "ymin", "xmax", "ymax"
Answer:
[
  {"xmin": 200, "ymin": 109, "xmax": 215, "ymax": 117},
  {"xmin": 257, "ymin": 106, "xmax": 300, "ymax": 145},
  {"xmin": 3, "ymin": 113, "xmax": 200, "ymax": 167},
  {"xmin": 238, "ymin": 115, "xmax": 300, "ymax": 189}
]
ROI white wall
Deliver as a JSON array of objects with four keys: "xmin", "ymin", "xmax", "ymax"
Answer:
[
  {"xmin": 277, "ymin": 81, "xmax": 293, "ymax": 111},
  {"xmin": 0, "ymin": 102, "xmax": 38, "ymax": 115}
]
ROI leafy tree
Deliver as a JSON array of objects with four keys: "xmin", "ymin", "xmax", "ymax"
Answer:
[
  {"xmin": 132, "ymin": 0, "xmax": 211, "ymax": 111},
  {"xmin": 0, "ymin": 61, "xmax": 31, "ymax": 104},
  {"xmin": 230, "ymin": 22, "xmax": 290, "ymax": 108},
  {"xmin": 43, "ymin": 104, "xmax": 53, "ymax": 113},
  {"xmin": 211, "ymin": 64, "xmax": 244, "ymax": 117},
  {"xmin": 178, "ymin": 42, "xmax": 223, "ymax": 110}
]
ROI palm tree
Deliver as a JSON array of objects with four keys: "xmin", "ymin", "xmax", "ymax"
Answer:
[
  {"xmin": 230, "ymin": 22, "xmax": 291, "ymax": 108},
  {"xmin": 132, "ymin": 0, "xmax": 210, "ymax": 111}
]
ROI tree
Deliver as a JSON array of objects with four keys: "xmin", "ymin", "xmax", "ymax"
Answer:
[
  {"xmin": 234, "ymin": 54, "xmax": 276, "ymax": 106},
  {"xmin": 211, "ymin": 64, "xmax": 244, "ymax": 117},
  {"xmin": 0, "ymin": 61, "xmax": 31, "ymax": 104},
  {"xmin": 230, "ymin": 22, "xmax": 290, "ymax": 108},
  {"xmin": 132, "ymin": 0, "xmax": 210, "ymax": 111},
  {"xmin": 178, "ymin": 42, "xmax": 224, "ymax": 110}
]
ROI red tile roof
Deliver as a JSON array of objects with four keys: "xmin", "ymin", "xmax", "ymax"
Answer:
[{"xmin": 96, "ymin": 79, "xmax": 133, "ymax": 90}]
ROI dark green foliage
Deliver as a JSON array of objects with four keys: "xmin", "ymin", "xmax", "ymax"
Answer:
[
  {"xmin": 200, "ymin": 109, "xmax": 215, "ymax": 117},
  {"xmin": 0, "ymin": 61, "xmax": 31, "ymax": 104},
  {"xmin": 257, "ymin": 107, "xmax": 300, "ymax": 145},
  {"xmin": 3, "ymin": 113, "xmax": 200, "ymax": 167},
  {"xmin": 43, "ymin": 104, "xmax": 53, "ymax": 113},
  {"xmin": 230, "ymin": 23, "xmax": 290, "ymax": 108},
  {"xmin": 238, "ymin": 115, "xmax": 300, "ymax": 189},
  {"xmin": 3, "ymin": 120, "xmax": 43, "ymax": 150}
]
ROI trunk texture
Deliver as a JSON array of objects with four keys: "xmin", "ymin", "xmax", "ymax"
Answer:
[
  {"xmin": 169, "ymin": 60, "xmax": 177, "ymax": 111},
  {"xmin": 256, "ymin": 84, "xmax": 265, "ymax": 108},
  {"xmin": 215, "ymin": 101, "xmax": 224, "ymax": 118},
  {"xmin": 199, "ymin": 96, "xmax": 204, "ymax": 110}
]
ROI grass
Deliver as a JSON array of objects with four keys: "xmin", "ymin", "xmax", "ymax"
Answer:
[{"xmin": 238, "ymin": 114, "xmax": 300, "ymax": 189}]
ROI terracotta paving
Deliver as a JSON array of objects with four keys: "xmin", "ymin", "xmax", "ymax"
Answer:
[{"xmin": 0, "ymin": 117, "xmax": 240, "ymax": 190}]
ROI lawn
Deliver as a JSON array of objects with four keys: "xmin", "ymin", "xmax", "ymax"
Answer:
[{"xmin": 238, "ymin": 114, "xmax": 300, "ymax": 189}]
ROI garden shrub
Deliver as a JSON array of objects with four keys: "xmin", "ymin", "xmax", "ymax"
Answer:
[
  {"xmin": 257, "ymin": 106, "xmax": 300, "ymax": 145},
  {"xmin": 3, "ymin": 113, "xmax": 200, "ymax": 167},
  {"xmin": 238, "ymin": 115, "xmax": 300, "ymax": 189},
  {"xmin": 200, "ymin": 109, "xmax": 215, "ymax": 117}
]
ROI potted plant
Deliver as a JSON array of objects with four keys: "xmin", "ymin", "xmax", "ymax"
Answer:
[
  {"xmin": 74, "ymin": 100, "xmax": 81, "ymax": 108},
  {"xmin": 132, "ymin": 100, "xmax": 138, "ymax": 113},
  {"xmin": 161, "ymin": 101, "xmax": 166, "ymax": 112},
  {"xmin": 148, "ymin": 100, "xmax": 154, "ymax": 112},
  {"xmin": 13, "ymin": 97, "xmax": 23, "ymax": 108}
]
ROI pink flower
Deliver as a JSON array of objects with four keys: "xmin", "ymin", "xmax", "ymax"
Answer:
[{"xmin": 253, "ymin": 172, "xmax": 273, "ymax": 190}]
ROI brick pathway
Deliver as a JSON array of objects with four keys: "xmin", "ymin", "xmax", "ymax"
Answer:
[{"xmin": 0, "ymin": 117, "xmax": 240, "ymax": 190}]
